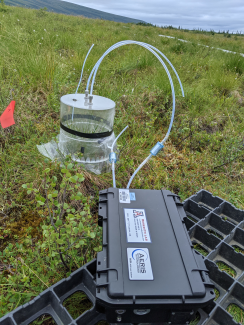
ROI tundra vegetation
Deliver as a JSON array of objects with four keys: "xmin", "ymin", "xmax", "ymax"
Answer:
[{"xmin": 0, "ymin": 4, "xmax": 244, "ymax": 323}]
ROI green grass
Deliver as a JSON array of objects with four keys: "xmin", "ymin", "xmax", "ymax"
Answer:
[
  {"xmin": 193, "ymin": 243, "xmax": 209, "ymax": 256},
  {"xmin": 216, "ymin": 262, "xmax": 237, "ymax": 278},
  {"xmin": 62, "ymin": 292, "xmax": 108, "ymax": 324},
  {"xmin": 31, "ymin": 315, "xmax": 56, "ymax": 325},
  {"xmin": 0, "ymin": 3, "xmax": 244, "ymax": 319},
  {"xmin": 63, "ymin": 291, "xmax": 93, "ymax": 319},
  {"xmin": 187, "ymin": 215, "xmax": 198, "ymax": 223},
  {"xmin": 233, "ymin": 245, "xmax": 244, "ymax": 255},
  {"xmin": 214, "ymin": 288, "xmax": 220, "ymax": 301},
  {"xmin": 190, "ymin": 312, "xmax": 200, "ymax": 325},
  {"xmin": 207, "ymin": 229, "xmax": 224, "ymax": 240},
  {"xmin": 227, "ymin": 304, "xmax": 244, "ymax": 325}
]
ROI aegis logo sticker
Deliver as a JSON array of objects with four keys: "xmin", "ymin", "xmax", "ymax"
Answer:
[
  {"xmin": 132, "ymin": 249, "xmax": 148, "ymax": 260},
  {"xmin": 127, "ymin": 248, "xmax": 153, "ymax": 280},
  {"xmin": 132, "ymin": 249, "xmax": 148, "ymax": 274}
]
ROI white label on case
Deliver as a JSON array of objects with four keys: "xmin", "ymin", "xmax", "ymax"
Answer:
[
  {"xmin": 127, "ymin": 248, "xmax": 153, "ymax": 280},
  {"xmin": 119, "ymin": 189, "xmax": 131, "ymax": 204},
  {"xmin": 124, "ymin": 209, "xmax": 151, "ymax": 243}
]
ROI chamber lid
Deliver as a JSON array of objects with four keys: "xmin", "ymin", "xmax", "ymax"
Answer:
[{"xmin": 60, "ymin": 94, "xmax": 115, "ymax": 111}]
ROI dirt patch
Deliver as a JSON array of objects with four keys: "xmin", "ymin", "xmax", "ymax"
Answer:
[
  {"xmin": 50, "ymin": 112, "xmax": 58, "ymax": 120},
  {"xmin": 200, "ymin": 123, "xmax": 223, "ymax": 134},
  {"xmin": 198, "ymin": 118, "xmax": 225, "ymax": 134},
  {"xmin": 79, "ymin": 170, "xmax": 110, "ymax": 197}
]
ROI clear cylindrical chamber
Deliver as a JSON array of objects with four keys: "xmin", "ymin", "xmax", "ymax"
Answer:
[{"xmin": 59, "ymin": 94, "xmax": 116, "ymax": 173}]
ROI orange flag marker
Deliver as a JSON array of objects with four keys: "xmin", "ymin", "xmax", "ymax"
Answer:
[{"xmin": 0, "ymin": 101, "xmax": 16, "ymax": 128}]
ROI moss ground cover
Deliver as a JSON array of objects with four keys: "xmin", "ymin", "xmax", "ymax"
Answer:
[{"xmin": 0, "ymin": 4, "xmax": 244, "ymax": 319}]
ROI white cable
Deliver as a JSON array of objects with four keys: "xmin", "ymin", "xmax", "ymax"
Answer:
[
  {"xmin": 71, "ymin": 44, "xmax": 94, "ymax": 121},
  {"xmin": 87, "ymin": 41, "xmax": 177, "ymax": 188},
  {"xmin": 110, "ymin": 125, "xmax": 129, "ymax": 188},
  {"xmin": 85, "ymin": 41, "xmax": 184, "ymax": 188},
  {"xmin": 87, "ymin": 41, "xmax": 176, "ymax": 145},
  {"xmin": 76, "ymin": 44, "xmax": 94, "ymax": 94},
  {"xmin": 112, "ymin": 161, "xmax": 116, "ymax": 188},
  {"xmin": 86, "ymin": 41, "xmax": 184, "ymax": 97},
  {"xmin": 145, "ymin": 44, "xmax": 184, "ymax": 97},
  {"xmin": 111, "ymin": 125, "xmax": 129, "ymax": 152},
  {"xmin": 126, "ymin": 154, "xmax": 152, "ymax": 189}
]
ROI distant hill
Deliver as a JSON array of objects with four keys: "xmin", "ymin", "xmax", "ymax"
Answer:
[{"xmin": 4, "ymin": 0, "xmax": 144, "ymax": 24}]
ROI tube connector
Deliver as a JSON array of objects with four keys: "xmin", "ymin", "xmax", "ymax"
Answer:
[
  {"xmin": 109, "ymin": 152, "xmax": 117, "ymax": 163},
  {"xmin": 88, "ymin": 95, "xmax": 93, "ymax": 107},
  {"xmin": 150, "ymin": 142, "xmax": 164, "ymax": 156},
  {"xmin": 84, "ymin": 90, "xmax": 89, "ymax": 105}
]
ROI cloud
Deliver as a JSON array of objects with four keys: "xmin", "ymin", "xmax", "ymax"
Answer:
[{"xmin": 60, "ymin": 0, "xmax": 244, "ymax": 32}]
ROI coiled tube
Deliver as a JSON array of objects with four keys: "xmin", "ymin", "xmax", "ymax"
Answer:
[
  {"xmin": 86, "ymin": 40, "xmax": 179, "ymax": 145},
  {"xmin": 85, "ymin": 41, "xmax": 184, "ymax": 188},
  {"xmin": 86, "ymin": 40, "xmax": 184, "ymax": 97}
]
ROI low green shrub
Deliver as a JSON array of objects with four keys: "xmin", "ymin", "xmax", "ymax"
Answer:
[{"xmin": 0, "ymin": 159, "xmax": 101, "ymax": 316}]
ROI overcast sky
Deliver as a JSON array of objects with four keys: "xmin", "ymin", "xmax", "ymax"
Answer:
[{"xmin": 61, "ymin": 0, "xmax": 244, "ymax": 33}]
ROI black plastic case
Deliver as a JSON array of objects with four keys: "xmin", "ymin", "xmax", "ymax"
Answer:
[
  {"xmin": 2, "ymin": 189, "xmax": 243, "ymax": 324},
  {"xmin": 96, "ymin": 188, "xmax": 214, "ymax": 323}
]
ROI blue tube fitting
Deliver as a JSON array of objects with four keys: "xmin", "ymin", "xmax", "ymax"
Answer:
[
  {"xmin": 150, "ymin": 142, "xmax": 164, "ymax": 156},
  {"xmin": 109, "ymin": 152, "xmax": 117, "ymax": 163}
]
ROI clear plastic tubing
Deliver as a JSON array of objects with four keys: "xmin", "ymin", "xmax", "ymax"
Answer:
[
  {"xmin": 126, "ymin": 154, "xmax": 152, "ymax": 189},
  {"xmin": 86, "ymin": 41, "xmax": 184, "ymax": 97},
  {"xmin": 110, "ymin": 125, "xmax": 128, "ymax": 188},
  {"xmin": 86, "ymin": 41, "xmax": 184, "ymax": 188},
  {"xmin": 87, "ymin": 41, "xmax": 177, "ymax": 145},
  {"xmin": 71, "ymin": 44, "xmax": 94, "ymax": 121},
  {"xmin": 111, "ymin": 125, "xmax": 129, "ymax": 153},
  {"xmin": 112, "ymin": 161, "xmax": 116, "ymax": 188},
  {"xmin": 76, "ymin": 44, "xmax": 94, "ymax": 94}
]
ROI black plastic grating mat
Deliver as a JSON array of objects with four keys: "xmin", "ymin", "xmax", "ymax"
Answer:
[
  {"xmin": 0, "ymin": 189, "xmax": 244, "ymax": 325},
  {"xmin": 184, "ymin": 190, "xmax": 244, "ymax": 325},
  {"xmin": 0, "ymin": 260, "xmax": 107, "ymax": 325}
]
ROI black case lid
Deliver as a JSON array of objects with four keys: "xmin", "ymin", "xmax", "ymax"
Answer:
[{"xmin": 97, "ymin": 189, "xmax": 212, "ymax": 303}]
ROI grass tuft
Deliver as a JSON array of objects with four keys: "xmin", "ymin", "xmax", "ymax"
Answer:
[
  {"xmin": 216, "ymin": 262, "xmax": 237, "ymax": 278},
  {"xmin": 233, "ymin": 245, "xmax": 244, "ymax": 255},
  {"xmin": 190, "ymin": 312, "xmax": 200, "ymax": 325},
  {"xmin": 63, "ymin": 291, "xmax": 93, "ymax": 319},
  {"xmin": 227, "ymin": 304, "xmax": 244, "ymax": 325},
  {"xmin": 193, "ymin": 243, "xmax": 209, "ymax": 256},
  {"xmin": 214, "ymin": 288, "xmax": 220, "ymax": 301}
]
